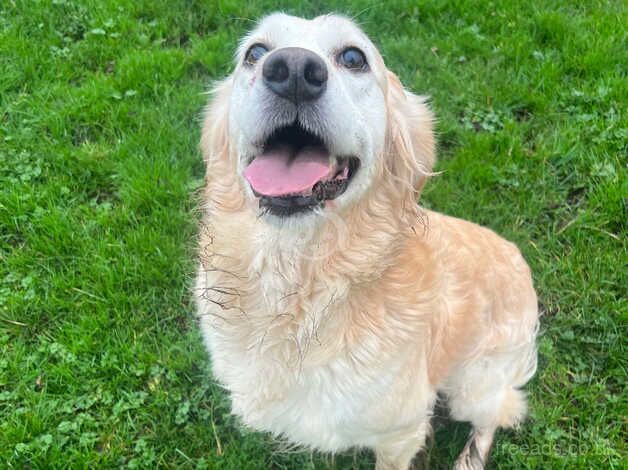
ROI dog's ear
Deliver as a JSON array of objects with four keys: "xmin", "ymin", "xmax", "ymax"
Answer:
[
  {"xmin": 200, "ymin": 78, "xmax": 233, "ymax": 165},
  {"xmin": 200, "ymin": 78, "xmax": 246, "ymax": 211},
  {"xmin": 385, "ymin": 71, "xmax": 436, "ymax": 195}
]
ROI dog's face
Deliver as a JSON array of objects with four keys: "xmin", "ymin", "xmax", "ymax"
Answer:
[{"xmin": 206, "ymin": 13, "xmax": 434, "ymax": 220}]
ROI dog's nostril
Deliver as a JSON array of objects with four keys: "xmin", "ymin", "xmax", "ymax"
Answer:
[
  {"xmin": 265, "ymin": 59, "xmax": 289, "ymax": 84},
  {"xmin": 304, "ymin": 60, "xmax": 327, "ymax": 87}
]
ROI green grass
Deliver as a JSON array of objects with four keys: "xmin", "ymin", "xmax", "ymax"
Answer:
[{"xmin": 0, "ymin": 0, "xmax": 625, "ymax": 468}]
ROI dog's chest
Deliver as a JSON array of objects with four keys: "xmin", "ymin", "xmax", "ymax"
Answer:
[
  {"xmin": 208, "ymin": 324, "xmax": 401, "ymax": 451},
  {"xmin": 197, "ymin": 267, "xmax": 403, "ymax": 450}
]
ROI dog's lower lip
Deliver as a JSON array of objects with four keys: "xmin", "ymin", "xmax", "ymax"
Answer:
[{"xmin": 261, "ymin": 195, "xmax": 320, "ymax": 214}]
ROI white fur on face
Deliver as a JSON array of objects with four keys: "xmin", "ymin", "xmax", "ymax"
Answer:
[{"xmin": 227, "ymin": 13, "xmax": 388, "ymax": 207}]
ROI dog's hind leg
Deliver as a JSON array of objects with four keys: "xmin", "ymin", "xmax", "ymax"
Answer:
[
  {"xmin": 449, "ymin": 383, "xmax": 528, "ymax": 469},
  {"xmin": 452, "ymin": 427, "xmax": 496, "ymax": 470},
  {"xmin": 451, "ymin": 386, "xmax": 529, "ymax": 470},
  {"xmin": 447, "ymin": 340, "xmax": 538, "ymax": 469}
]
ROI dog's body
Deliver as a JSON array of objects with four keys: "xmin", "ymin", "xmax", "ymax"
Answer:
[{"xmin": 196, "ymin": 14, "xmax": 538, "ymax": 469}]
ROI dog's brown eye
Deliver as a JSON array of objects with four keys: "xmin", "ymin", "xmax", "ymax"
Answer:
[
  {"xmin": 244, "ymin": 44, "xmax": 269, "ymax": 66},
  {"xmin": 338, "ymin": 47, "xmax": 368, "ymax": 71}
]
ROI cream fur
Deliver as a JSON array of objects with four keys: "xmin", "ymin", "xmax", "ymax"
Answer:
[{"xmin": 195, "ymin": 13, "xmax": 539, "ymax": 470}]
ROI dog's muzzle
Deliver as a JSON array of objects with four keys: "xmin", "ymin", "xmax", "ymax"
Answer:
[{"xmin": 243, "ymin": 48, "xmax": 359, "ymax": 217}]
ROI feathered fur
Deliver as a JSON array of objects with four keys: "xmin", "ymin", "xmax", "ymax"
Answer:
[{"xmin": 195, "ymin": 13, "xmax": 538, "ymax": 470}]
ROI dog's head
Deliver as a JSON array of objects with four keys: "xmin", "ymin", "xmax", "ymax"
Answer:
[{"xmin": 202, "ymin": 13, "xmax": 435, "ymax": 221}]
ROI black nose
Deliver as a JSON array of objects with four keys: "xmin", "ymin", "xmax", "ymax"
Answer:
[{"xmin": 262, "ymin": 47, "xmax": 328, "ymax": 103}]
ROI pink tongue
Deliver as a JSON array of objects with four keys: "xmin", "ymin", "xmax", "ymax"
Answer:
[{"xmin": 243, "ymin": 145, "xmax": 333, "ymax": 197}]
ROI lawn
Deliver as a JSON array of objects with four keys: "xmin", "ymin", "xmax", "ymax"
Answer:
[{"xmin": 0, "ymin": 0, "xmax": 625, "ymax": 468}]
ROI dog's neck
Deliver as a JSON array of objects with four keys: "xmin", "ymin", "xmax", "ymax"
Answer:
[
  {"xmin": 200, "ymin": 163, "xmax": 424, "ymax": 285},
  {"xmin": 197, "ymin": 159, "xmax": 427, "ymax": 363}
]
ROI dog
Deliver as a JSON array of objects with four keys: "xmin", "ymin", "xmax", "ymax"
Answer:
[{"xmin": 195, "ymin": 13, "xmax": 539, "ymax": 470}]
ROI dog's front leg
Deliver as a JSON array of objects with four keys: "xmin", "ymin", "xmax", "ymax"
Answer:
[{"xmin": 374, "ymin": 424, "xmax": 428, "ymax": 470}]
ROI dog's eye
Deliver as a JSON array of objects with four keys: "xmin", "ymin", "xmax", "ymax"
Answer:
[
  {"xmin": 244, "ymin": 44, "xmax": 269, "ymax": 66},
  {"xmin": 338, "ymin": 47, "xmax": 368, "ymax": 71}
]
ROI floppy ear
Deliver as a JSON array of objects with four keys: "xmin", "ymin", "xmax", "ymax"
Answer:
[
  {"xmin": 200, "ymin": 78, "xmax": 233, "ymax": 165},
  {"xmin": 200, "ymin": 78, "xmax": 245, "ymax": 211},
  {"xmin": 385, "ymin": 71, "xmax": 436, "ymax": 195}
]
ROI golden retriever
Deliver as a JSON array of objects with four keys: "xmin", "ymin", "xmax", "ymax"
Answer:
[{"xmin": 195, "ymin": 13, "xmax": 539, "ymax": 470}]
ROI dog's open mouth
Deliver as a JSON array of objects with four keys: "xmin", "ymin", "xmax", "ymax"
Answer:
[{"xmin": 243, "ymin": 123, "xmax": 359, "ymax": 216}]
